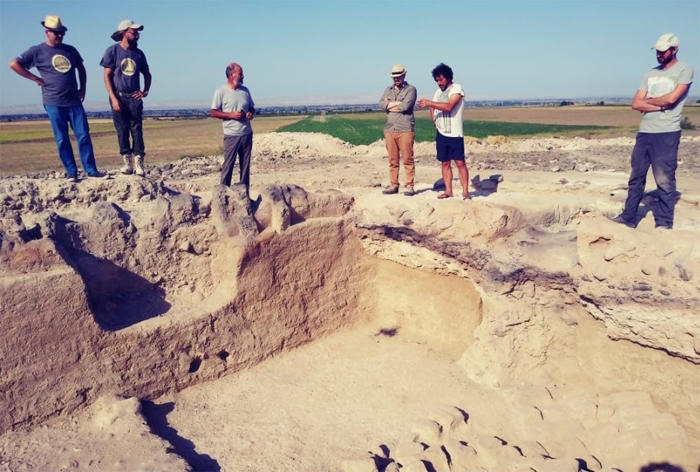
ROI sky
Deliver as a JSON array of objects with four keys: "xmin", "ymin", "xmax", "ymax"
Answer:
[{"xmin": 0, "ymin": 0, "xmax": 699, "ymax": 113}]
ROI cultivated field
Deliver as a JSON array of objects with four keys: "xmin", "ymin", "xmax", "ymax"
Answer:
[
  {"xmin": 0, "ymin": 105, "xmax": 697, "ymax": 175},
  {"xmin": 0, "ymin": 115, "xmax": 303, "ymax": 175}
]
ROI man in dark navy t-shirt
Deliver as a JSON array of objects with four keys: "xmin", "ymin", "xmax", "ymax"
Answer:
[
  {"xmin": 10, "ymin": 15, "xmax": 100, "ymax": 181},
  {"xmin": 100, "ymin": 19, "xmax": 152, "ymax": 177}
]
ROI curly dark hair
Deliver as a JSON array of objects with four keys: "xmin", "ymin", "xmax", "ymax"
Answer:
[{"xmin": 431, "ymin": 63, "xmax": 453, "ymax": 81}]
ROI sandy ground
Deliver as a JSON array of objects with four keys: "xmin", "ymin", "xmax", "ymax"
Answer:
[{"xmin": 1, "ymin": 131, "xmax": 699, "ymax": 472}]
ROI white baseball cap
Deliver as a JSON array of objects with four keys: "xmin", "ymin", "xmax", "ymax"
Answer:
[
  {"xmin": 652, "ymin": 33, "xmax": 679, "ymax": 51},
  {"xmin": 111, "ymin": 19, "xmax": 144, "ymax": 41}
]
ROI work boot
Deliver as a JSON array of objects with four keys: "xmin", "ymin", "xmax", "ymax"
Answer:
[
  {"xmin": 120, "ymin": 154, "xmax": 133, "ymax": 174},
  {"xmin": 382, "ymin": 186, "xmax": 399, "ymax": 195},
  {"xmin": 609, "ymin": 214, "xmax": 636, "ymax": 228},
  {"xmin": 134, "ymin": 155, "xmax": 145, "ymax": 176}
]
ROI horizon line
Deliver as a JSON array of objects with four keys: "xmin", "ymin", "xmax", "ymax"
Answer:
[{"xmin": 1, "ymin": 94, "xmax": 679, "ymax": 116}]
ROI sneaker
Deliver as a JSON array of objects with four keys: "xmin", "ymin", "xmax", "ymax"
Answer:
[
  {"xmin": 67, "ymin": 174, "xmax": 79, "ymax": 183},
  {"xmin": 609, "ymin": 215, "xmax": 636, "ymax": 228},
  {"xmin": 87, "ymin": 171, "xmax": 105, "ymax": 178},
  {"xmin": 403, "ymin": 187, "xmax": 415, "ymax": 196},
  {"xmin": 382, "ymin": 186, "xmax": 399, "ymax": 195}
]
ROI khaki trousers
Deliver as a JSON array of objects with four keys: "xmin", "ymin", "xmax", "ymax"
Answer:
[{"xmin": 384, "ymin": 131, "xmax": 415, "ymax": 188}]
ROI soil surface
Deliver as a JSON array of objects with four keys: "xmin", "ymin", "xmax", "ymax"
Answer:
[{"xmin": 1, "ymin": 132, "xmax": 699, "ymax": 472}]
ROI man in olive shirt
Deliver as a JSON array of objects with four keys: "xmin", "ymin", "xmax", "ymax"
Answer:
[{"xmin": 379, "ymin": 64, "xmax": 417, "ymax": 196}]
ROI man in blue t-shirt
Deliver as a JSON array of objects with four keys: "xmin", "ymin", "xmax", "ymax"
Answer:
[
  {"xmin": 611, "ymin": 33, "xmax": 694, "ymax": 230},
  {"xmin": 101, "ymin": 19, "xmax": 152, "ymax": 177},
  {"xmin": 10, "ymin": 15, "xmax": 100, "ymax": 181}
]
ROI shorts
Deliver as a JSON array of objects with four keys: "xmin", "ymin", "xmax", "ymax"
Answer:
[{"xmin": 436, "ymin": 132, "xmax": 465, "ymax": 162}]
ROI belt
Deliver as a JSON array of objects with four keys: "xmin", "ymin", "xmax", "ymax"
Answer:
[{"xmin": 116, "ymin": 91, "xmax": 136, "ymax": 97}]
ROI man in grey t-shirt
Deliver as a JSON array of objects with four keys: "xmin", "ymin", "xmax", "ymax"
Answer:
[
  {"xmin": 210, "ymin": 63, "xmax": 255, "ymax": 196},
  {"xmin": 611, "ymin": 33, "xmax": 694, "ymax": 229}
]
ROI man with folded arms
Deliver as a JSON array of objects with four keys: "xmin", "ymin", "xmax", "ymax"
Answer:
[
  {"xmin": 611, "ymin": 33, "xmax": 694, "ymax": 230},
  {"xmin": 379, "ymin": 64, "xmax": 417, "ymax": 196}
]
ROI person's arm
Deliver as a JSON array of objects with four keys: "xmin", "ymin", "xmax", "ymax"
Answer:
[
  {"xmin": 417, "ymin": 92, "xmax": 462, "ymax": 113},
  {"xmin": 103, "ymin": 67, "xmax": 121, "ymax": 111},
  {"xmin": 76, "ymin": 62, "xmax": 87, "ymax": 101},
  {"xmin": 9, "ymin": 59, "xmax": 44, "ymax": 87},
  {"xmin": 142, "ymin": 70, "xmax": 152, "ymax": 97},
  {"xmin": 132, "ymin": 70, "xmax": 152, "ymax": 100},
  {"xmin": 210, "ymin": 109, "xmax": 245, "ymax": 120},
  {"xmin": 245, "ymin": 101, "xmax": 255, "ymax": 120},
  {"xmin": 379, "ymin": 88, "xmax": 392, "ymax": 111},
  {"xmin": 388, "ymin": 86, "xmax": 417, "ymax": 113},
  {"xmin": 643, "ymin": 83, "xmax": 691, "ymax": 109}
]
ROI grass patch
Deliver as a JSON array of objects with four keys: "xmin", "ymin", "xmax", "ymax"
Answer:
[
  {"xmin": 278, "ymin": 114, "xmax": 612, "ymax": 145},
  {"xmin": 461, "ymin": 120, "xmax": 610, "ymax": 139},
  {"xmin": 279, "ymin": 116, "xmax": 386, "ymax": 145}
]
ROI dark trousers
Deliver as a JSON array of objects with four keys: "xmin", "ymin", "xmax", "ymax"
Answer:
[
  {"xmin": 111, "ymin": 94, "xmax": 145, "ymax": 157},
  {"xmin": 221, "ymin": 133, "xmax": 253, "ymax": 189},
  {"xmin": 621, "ymin": 131, "xmax": 680, "ymax": 228}
]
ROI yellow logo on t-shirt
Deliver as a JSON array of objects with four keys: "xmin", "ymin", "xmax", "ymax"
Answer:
[
  {"xmin": 120, "ymin": 58, "xmax": 136, "ymax": 77},
  {"xmin": 51, "ymin": 54, "xmax": 71, "ymax": 73}
]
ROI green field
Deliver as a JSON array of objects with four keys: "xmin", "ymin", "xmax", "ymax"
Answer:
[{"xmin": 278, "ymin": 112, "xmax": 613, "ymax": 146}]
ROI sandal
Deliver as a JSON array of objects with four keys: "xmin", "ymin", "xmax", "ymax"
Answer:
[
  {"xmin": 462, "ymin": 193, "xmax": 471, "ymax": 200},
  {"xmin": 437, "ymin": 193, "xmax": 452, "ymax": 199}
]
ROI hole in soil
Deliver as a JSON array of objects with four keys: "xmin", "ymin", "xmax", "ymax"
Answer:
[{"xmin": 188, "ymin": 358, "xmax": 202, "ymax": 373}]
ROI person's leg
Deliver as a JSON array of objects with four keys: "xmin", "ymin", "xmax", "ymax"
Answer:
[
  {"xmin": 398, "ymin": 131, "xmax": 415, "ymax": 189},
  {"xmin": 237, "ymin": 133, "xmax": 253, "ymax": 191},
  {"xmin": 455, "ymin": 160, "xmax": 470, "ymax": 198},
  {"xmin": 44, "ymin": 105, "xmax": 78, "ymax": 177},
  {"xmin": 130, "ymin": 97, "xmax": 145, "ymax": 158},
  {"xmin": 110, "ymin": 98, "xmax": 133, "ymax": 173},
  {"xmin": 436, "ymin": 132, "xmax": 452, "ymax": 197},
  {"xmin": 441, "ymin": 161, "xmax": 453, "ymax": 197},
  {"xmin": 449, "ymin": 136, "xmax": 468, "ymax": 198},
  {"xmin": 68, "ymin": 104, "xmax": 98, "ymax": 174},
  {"xmin": 650, "ymin": 131, "xmax": 680, "ymax": 228},
  {"xmin": 221, "ymin": 135, "xmax": 242, "ymax": 186},
  {"xmin": 384, "ymin": 131, "xmax": 400, "ymax": 190},
  {"xmin": 111, "ymin": 98, "xmax": 132, "ymax": 156},
  {"xmin": 620, "ymin": 133, "xmax": 651, "ymax": 223}
]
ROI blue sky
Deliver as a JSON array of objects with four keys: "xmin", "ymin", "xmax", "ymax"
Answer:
[{"xmin": 1, "ymin": 0, "xmax": 698, "ymax": 112}]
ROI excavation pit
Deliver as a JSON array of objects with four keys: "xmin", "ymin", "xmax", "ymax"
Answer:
[{"xmin": 1, "ymin": 133, "xmax": 699, "ymax": 470}]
